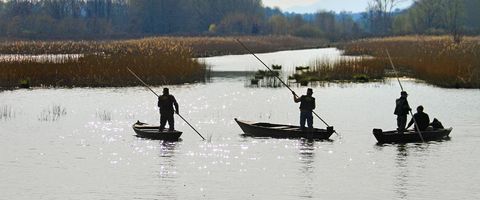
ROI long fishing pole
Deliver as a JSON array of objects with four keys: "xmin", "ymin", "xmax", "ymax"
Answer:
[
  {"xmin": 126, "ymin": 67, "xmax": 206, "ymax": 140},
  {"xmin": 385, "ymin": 50, "xmax": 424, "ymax": 142},
  {"xmin": 235, "ymin": 39, "xmax": 338, "ymax": 135}
]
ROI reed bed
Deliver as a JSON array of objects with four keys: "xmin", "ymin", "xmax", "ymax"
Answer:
[
  {"xmin": 0, "ymin": 36, "xmax": 327, "ymax": 57},
  {"xmin": 290, "ymin": 57, "xmax": 385, "ymax": 84},
  {"xmin": 0, "ymin": 37, "xmax": 206, "ymax": 88},
  {"xmin": 0, "ymin": 36, "xmax": 323, "ymax": 88},
  {"xmin": 178, "ymin": 36, "xmax": 328, "ymax": 57},
  {"xmin": 342, "ymin": 36, "xmax": 480, "ymax": 88}
]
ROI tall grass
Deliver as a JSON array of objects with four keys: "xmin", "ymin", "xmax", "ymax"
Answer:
[
  {"xmin": 0, "ymin": 36, "xmax": 325, "ymax": 88},
  {"xmin": 289, "ymin": 57, "xmax": 385, "ymax": 84},
  {"xmin": 0, "ymin": 37, "xmax": 207, "ymax": 88},
  {"xmin": 0, "ymin": 36, "xmax": 327, "ymax": 57},
  {"xmin": 342, "ymin": 36, "xmax": 480, "ymax": 88},
  {"xmin": 178, "ymin": 36, "xmax": 328, "ymax": 57}
]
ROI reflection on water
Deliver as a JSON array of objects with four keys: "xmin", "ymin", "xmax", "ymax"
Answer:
[
  {"xmin": 298, "ymin": 140, "xmax": 316, "ymax": 199},
  {"xmin": 394, "ymin": 144, "xmax": 410, "ymax": 200}
]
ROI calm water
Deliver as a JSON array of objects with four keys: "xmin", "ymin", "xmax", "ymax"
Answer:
[{"xmin": 1, "ymin": 48, "xmax": 480, "ymax": 199}]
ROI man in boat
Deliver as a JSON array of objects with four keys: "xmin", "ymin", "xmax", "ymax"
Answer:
[
  {"xmin": 407, "ymin": 105, "xmax": 430, "ymax": 131},
  {"xmin": 394, "ymin": 91, "xmax": 411, "ymax": 132},
  {"xmin": 292, "ymin": 88, "xmax": 315, "ymax": 130},
  {"xmin": 158, "ymin": 88, "xmax": 179, "ymax": 132}
]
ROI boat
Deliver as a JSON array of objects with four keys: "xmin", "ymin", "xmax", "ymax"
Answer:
[
  {"xmin": 132, "ymin": 121, "xmax": 182, "ymax": 141},
  {"xmin": 373, "ymin": 128, "xmax": 452, "ymax": 143},
  {"xmin": 235, "ymin": 118, "xmax": 334, "ymax": 140}
]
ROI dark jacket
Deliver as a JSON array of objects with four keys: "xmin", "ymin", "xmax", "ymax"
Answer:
[
  {"xmin": 408, "ymin": 112, "xmax": 430, "ymax": 131},
  {"xmin": 298, "ymin": 95, "xmax": 315, "ymax": 111},
  {"xmin": 158, "ymin": 94, "xmax": 178, "ymax": 115},
  {"xmin": 394, "ymin": 97, "xmax": 410, "ymax": 116}
]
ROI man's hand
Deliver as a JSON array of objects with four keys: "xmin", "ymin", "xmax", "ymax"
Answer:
[
  {"xmin": 292, "ymin": 91, "xmax": 296, "ymax": 96},
  {"xmin": 175, "ymin": 110, "xmax": 179, "ymax": 114}
]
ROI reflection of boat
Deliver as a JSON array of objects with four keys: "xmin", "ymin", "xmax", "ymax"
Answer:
[
  {"xmin": 373, "ymin": 128, "xmax": 452, "ymax": 143},
  {"xmin": 235, "ymin": 118, "xmax": 334, "ymax": 140},
  {"xmin": 132, "ymin": 121, "xmax": 182, "ymax": 141}
]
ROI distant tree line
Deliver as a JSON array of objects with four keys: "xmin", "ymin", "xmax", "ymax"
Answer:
[
  {"xmin": 0, "ymin": 0, "xmax": 479, "ymax": 40},
  {"xmin": 363, "ymin": 0, "xmax": 480, "ymax": 41},
  {"xmin": 0, "ymin": 0, "xmax": 363, "ymax": 40}
]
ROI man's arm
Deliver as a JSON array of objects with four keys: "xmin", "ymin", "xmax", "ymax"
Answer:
[
  {"xmin": 404, "ymin": 100, "xmax": 412, "ymax": 112},
  {"xmin": 292, "ymin": 91, "xmax": 300, "ymax": 103}
]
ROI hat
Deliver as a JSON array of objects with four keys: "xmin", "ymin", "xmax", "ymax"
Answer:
[{"xmin": 401, "ymin": 91, "xmax": 408, "ymax": 95}]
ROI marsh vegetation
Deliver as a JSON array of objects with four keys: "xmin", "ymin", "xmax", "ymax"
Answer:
[
  {"xmin": 0, "ymin": 37, "xmax": 207, "ymax": 88},
  {"xmin": 342, "ymin": 36, "xmax": 480, "ymax": 88}
]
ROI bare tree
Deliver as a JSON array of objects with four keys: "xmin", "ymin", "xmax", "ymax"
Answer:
[
  {"xmin": 366, "ymin": 0, "xmax": 406, "ymax": 35},
  {"xmin": 442, "ymin": 0, "xmax": 464, "ymax": 43}
]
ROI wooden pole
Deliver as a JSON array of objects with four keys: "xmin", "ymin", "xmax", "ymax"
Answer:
[
  {"xmin": 126, "ymin": 67, "xmax": 206, "ymax": 140},
  {"xmin": 385, "ymin": 50, "xmax": 424, "ymax": 142},
  {"xmin": 235, "ymin": 39, "xmax": 338, "ymax": 136}
]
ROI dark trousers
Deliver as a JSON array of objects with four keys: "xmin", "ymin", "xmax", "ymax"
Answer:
[
  {"xmin": 160, "ymin": 112, "xmax": 174, "ymax": 131},
  {"xmin": 300, "ymin": 111, "xmax": 313, "ymax": 129},
  {"xmin": 397, "ymin": 115, "xmax": 407, "ymax": 131}
]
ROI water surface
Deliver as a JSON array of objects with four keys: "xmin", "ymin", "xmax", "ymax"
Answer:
[{"xmin": 1, "ymin": 48, "xmax": 479, "ymax": 199}]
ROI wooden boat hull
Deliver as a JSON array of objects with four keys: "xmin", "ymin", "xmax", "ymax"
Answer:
[
  {"xmin": 235, "ymin": 118, "xmax": 334, "ymax": 140},
  {"xmin": 373, "ymin": 128, "xmax": 452, "ymax": 143},
  {"xmin": 132, "ymin": 121, "xmax": 182, "ymax": 141}
]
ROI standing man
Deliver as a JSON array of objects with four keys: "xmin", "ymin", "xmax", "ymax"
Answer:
[
  {"xmin": 158, "ymin": 88, "xmax": 179, "ymax": 132},
  {"xmin": 292, "ymin": 88, "xmax": 316, "ymax": 129},
  {"xmin": 394, "ymin": 91, "xmax": 411, "ymax": 132}
]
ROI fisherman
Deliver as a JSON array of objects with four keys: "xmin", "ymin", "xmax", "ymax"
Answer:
[
  {"xmin": 158, "ymin": 88, "xmax": 179, "ymax": 132},
  {"xmin": 292, "ymin": 88, "xmax": 316, "ymax": 129},
  {"xmin": 394, "ymin": 91, "xmax": 411, "ymax": 132},
  {"xmin": 407, "ymin": 105, "xmax": 430, "ymax": 131}
]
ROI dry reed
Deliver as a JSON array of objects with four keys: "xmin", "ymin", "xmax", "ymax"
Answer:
[
  {"xmin": 342, "ymin": 36, "xmax": 480, "ymax": 88},
  {"xmin": 0, "ymin": 36, "xmax": 325, "ymax": 88},
  {"xmin": 290, "ymin": 57, "xmax": 385, "ymax": 83},
  {"xmin": 0, "ymin": 37, "xmax": 206, "ymax": 88}
]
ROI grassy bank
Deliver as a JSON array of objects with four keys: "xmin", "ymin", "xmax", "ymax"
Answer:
[
  {"xmin": 0, "ymin": 37, "xmax": 206, "ymax": 88},
  {"xmin": 340, "ymin": 36, "xmax": 480, "ymax": 88}
]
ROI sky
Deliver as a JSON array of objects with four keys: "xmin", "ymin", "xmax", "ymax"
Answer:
[{"xmin": 262, "ymin": 0, "xmax": 414, "ymax": 13}]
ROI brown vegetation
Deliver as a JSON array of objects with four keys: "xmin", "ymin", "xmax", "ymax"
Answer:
[
  {"xmin": 180, "ymin": 36, "xmax": 327, "ymax": 57},
  {"xmin": 0, "ymin": 36, "xmax": 327, "ymax": 57},
  {"xmin": 341, "ymin": 36, "xmax": 480, "ymax": 88},
  {"xmin": 289, "ymin": 58, "xmax": 386, "ymax": 84},
  {"xmin": 0, "ymin": 36, "xmax": 327, "ymax": 88},
  {"xmin": 0, "ymin": 37, "xmax": 207, "ymax": 88}
]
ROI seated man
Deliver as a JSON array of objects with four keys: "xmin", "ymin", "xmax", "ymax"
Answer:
[{"xmin": 407, "ymin": 105, "xmax": 430, "ymax": 131}]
